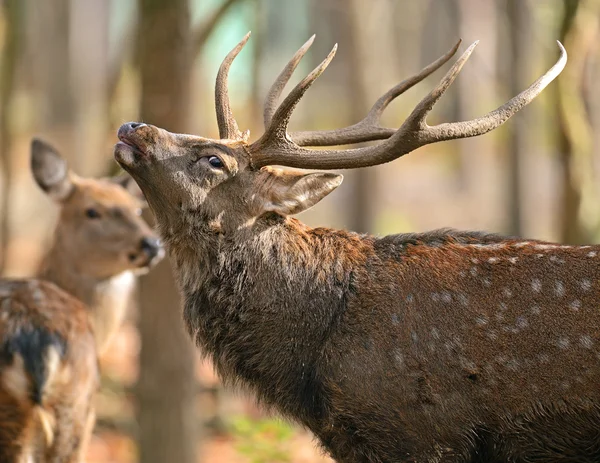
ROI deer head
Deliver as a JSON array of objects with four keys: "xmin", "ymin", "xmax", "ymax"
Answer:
[
  {"xmin": 114, "ymin": 34, "xmax": 566, "ymax": 238},
  {"xmin": 32, "ymin": 139, "xmax": 163, "ymax": 280}
]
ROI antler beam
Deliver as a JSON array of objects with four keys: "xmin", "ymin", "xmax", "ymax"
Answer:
[{"xmin": 249, "ymin": 39, "xmax": 566, "ymax": 170}]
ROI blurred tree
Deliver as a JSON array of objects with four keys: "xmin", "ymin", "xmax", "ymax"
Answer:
[
  {"xmin": 345, "ymin": 0, "xmax": 375, "ymax": 234},
  {"xmin": 556, "ymin": 0, "xmax": 600, "ymax": 244},
  {"xmin": 136, "ymin": 0, "xmax": 247, "ymax": 460},
  {"xmin": 505, "ymin": 0, "xmax": 532, "ymax": 237},
  {"xmin": 0, "ymin": 0, "xmax": 23, "ymax": 275},
  {"xmin": 71, "ymin": 0, "xmax": 110, "ymax": 177},
  {"xmin": 136, "ymin": 1, "xmax": 197, "ymax": 462},
  {"xmin": 27, "ymin": 0, "xmax": 77, "ymax": 166}
]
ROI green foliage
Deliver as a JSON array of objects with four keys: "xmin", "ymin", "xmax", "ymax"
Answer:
[{"xmin": 230, "ymin": 415, "xmax": 295, "ymax": 463}]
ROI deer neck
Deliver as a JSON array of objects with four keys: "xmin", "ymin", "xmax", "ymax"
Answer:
[
  {"xmin": 38, "ymin": 231, "xmax": 136, "ymax": 356},
  {"xmin": 166, "ymin": 214, "xmax": 365, "ymax": 425}
]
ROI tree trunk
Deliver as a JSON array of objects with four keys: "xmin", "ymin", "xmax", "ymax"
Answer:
[
  {"xmin": 504, "ymin": 0, "xmax": 532, "ymax": 237},
  {"xmin": 27, "ymin": 0, "xmax": 76, "ymax": 166},
  {"xmin": 0, "ymin": 0, "xmax": 22, "ymax": 275},
  {"xmin": 556, "ymin": 0, "xmax": 600, "ymax": 244},
  {"xmin": 345, "ymin": 0, "xmax": 376, "ymax": 234},
  {"xmin": 136, "ymin": 1, "xmax": 198, "ymax": 462}
]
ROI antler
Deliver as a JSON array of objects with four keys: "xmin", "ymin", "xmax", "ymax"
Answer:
[
  {"xmin": 248, "ymin": 39, "xmax": 567, "ymax": 170},
  {"xmin": 264, "ymin": 37, "xmax": 462, "ymax": 146},
  {"xmin": 215, "ymin": 32, "xmax": 251, "ymax": 139}
]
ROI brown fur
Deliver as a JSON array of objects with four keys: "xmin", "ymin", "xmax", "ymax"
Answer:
[
  {"xmin": 0, "ymin": 280, "xmax": 97, "ymax": 462},
  {"xmin": 0, "ymin": 139, "xmax": 163, "ymax": 462},
  {"xmin": 115, "ymin": 122, "xmax": 600, "ymax": 463}
]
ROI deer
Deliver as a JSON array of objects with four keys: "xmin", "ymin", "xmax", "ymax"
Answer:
[
  {"xmin": 113, "ymin": 33, "xmax": 584, "ymax": 462},
  {"xmin": 0, "ymin": 139, "xmax": 163, "ymax": 462}
]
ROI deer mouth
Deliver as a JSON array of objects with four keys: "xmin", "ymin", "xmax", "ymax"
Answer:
[
  {"xmin": 114, "ymin": 122, "xmax": 154, "ymax": 168},
  {"xmin": 115, "ymin": 138, "xmax": 147, "ymax": 167}
]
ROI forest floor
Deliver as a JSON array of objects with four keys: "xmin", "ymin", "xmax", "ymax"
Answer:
[{"xmin": 86, "ymin": 322, "xmax": 333, "ymax": 463}]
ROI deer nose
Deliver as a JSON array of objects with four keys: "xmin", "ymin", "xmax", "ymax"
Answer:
[
  {"xmin": 140, "ymin": 236, "xmax": 162, "ymax": 260},
  {"xmin": 118, "ymin": 122, "xmax": 147, "ymax": 138}
]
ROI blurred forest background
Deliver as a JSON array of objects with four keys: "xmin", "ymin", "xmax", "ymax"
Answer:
[{"xmin": 0, "ymin": 0, "xmax": 598, "ymax": 461}]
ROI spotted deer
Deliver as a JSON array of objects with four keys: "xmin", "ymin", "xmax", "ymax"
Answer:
[
  {"xmin": 0, "ymin": 139, "xmax": 163, "ymax": 462},
  {"xmin": 114, "ymin": 34, "xmax": 582, "ymax": 462}
]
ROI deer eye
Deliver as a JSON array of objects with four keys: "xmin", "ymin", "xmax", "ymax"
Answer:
[
  {"xmin": 207, "ymin": 156, "xmax": 224, "ymax": 169},
  {"xmin": 85, "ymin": 208, "xmax": 101, "ymax": 219}
]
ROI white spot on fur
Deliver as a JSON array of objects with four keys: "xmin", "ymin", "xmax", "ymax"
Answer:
[
  {"xmin": 431, "ymin": 328, "xmax": 440, "ymax": 340},
  {"xmin": 505, "ymin": 359, "xmax": 521, "ymax": 371},
  {"xmin": 502, "ymin": 288, "xmax": 513, "ymax": 298},
  {"xmin": 393, "ymin": 349, "xmax": 405, "ymax": 369},
  {"xmin": 535, "ymin": 244, "xmax": 558, "ymax": 250},
  {"xmin": 488, "ymin": 257, "xmax": 499, "ymax": 264},
  {"xmin": 514, "ymin": 242, "xmax": 531, "ymax": 248},
  {"xmin": 470, "ymin": 267, "xmax": 478, "ymax": 276},
  {"xmin": 405, "ymin": 294, "xmax": 414, "ymax": 304},
  {"xmin": 580, "ymin": 335, "xmax": 593, "ymax": 349},
  {"xmin": 516, "ymin": 317, "xmax": 528, "ymax": 329},
  {"xmin": 556, "ymin": 337, "xmax": 570, "ymax": 349},
  {"xmin": 471, "ymin": 258, "xmax": 479, "ymax": 264},
  {"xmin": 569, "ymin": 300, "xmax": 582, "ymax": 311},
  {"xmin": 475, "ymin": 315, "xmax": 488, "ymax": 326},
  {"xmin": 587, "ymin": 251, "xmax": 597, "ymax": 258},
  {"xmin": 530, "ymin": 305, "xmax": 540, "ymax": 315},
  {"xmin": 458, "ymin": 294, "xmax": 469, "ymax": 307},
  {"xmin": 555, "ymin": 281, "xmax": 565, "ymax": 297},
  {"xmin": 549, "ymin": 255, "xmax": 565, "ymax": 264},
  {"xmin": 508, "ymin": 257, "xmax": 518, "ymax": 264},
  {"xmin": 581, "ymin": 279, "xmax": 592, "ymax": 291},
  {"xmin": 441, "ymin": 292, "xmax": 452, "ymax": 303},
  {"xmin": 531, "ymin": 279, "xmax": 542, "ymax": 292},
  {"xmin": 483, "ymin": 278, "xmax": 491, "ymax": 288}
]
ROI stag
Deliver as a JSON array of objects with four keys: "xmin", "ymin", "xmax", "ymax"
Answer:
[{"xmin": 114, "ymin": 35, "xmax": 584, "ymax": 462}]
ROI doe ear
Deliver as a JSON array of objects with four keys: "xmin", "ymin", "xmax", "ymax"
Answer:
[
  {"xmin": 259, "ymin": 167, "xmax": 343, "ymax": 216},
  {"xmin": 112, "ymin": 173, "xmax": 148, "ymax": 206},
  {"xmin": 31, "ymin": 138, "xmax": 74, "ymax": 202}
]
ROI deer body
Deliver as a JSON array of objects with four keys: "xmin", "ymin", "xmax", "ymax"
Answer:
[
  {"xmin": 0, "ymin": 140, "xmax": 162, "ymax": 462},
  {"xmin": 0, "ymin": 279, "xmax": 97, "ymax": 463},
  {"xmin": 174, "ymin": 219, "xmax": 600, "ymax": 462},
  {"xmin": 114, "ymin": 35, "xmax": 577, "ymax": 462}
]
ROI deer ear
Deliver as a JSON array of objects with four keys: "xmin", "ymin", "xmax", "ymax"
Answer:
[
  {"xmin": 112, "ymin": 173, "xmax": 148, "ymax": 207},
  {"xmin": 259, "ymin": 168, "xmax": 343, "ymax": 216},
  {"xmin": 30, "ymin": 138, "xmax": 75, "ymax": 202}
]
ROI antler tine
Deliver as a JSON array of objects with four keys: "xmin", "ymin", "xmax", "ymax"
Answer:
[
  {"xmin": 249, "ymin": 41, "xmax": 566, "ymax": 170},
  {"xmin": 424, "ymin": 40, "xmax": 567, "ymax": 142},
  {"xmin": 256, "ymin": 44, "xmax": 337, "ymax": 149},
  {"xmin": 290, "ymin": 39, "xmax": 462, "ymax": 147},
  {"xmin": 215, "ymin": 32, "xmax": 251, "ymax": 140},
  {"xmin": 263, "ymin": 35, "xmax": 316, "ymax": 130}
]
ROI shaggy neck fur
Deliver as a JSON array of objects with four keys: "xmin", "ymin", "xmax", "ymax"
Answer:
[
  {"xmin": 38, "ymin": 228, "xmax": 136, "ymax": 355},
  {"xmin": 164, "ymin": 210, "xmax": 368, "ymax": 432}
]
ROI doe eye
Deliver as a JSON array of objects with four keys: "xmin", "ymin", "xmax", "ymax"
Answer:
[
  {"xmin": 207, "ymin": 155, "xmax": 224, "ymax": 169},
  {"xmin": 85, "ymin": 208, "xmax": 101, "ymax": 219}
]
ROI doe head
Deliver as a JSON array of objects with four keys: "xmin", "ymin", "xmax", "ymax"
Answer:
[{"xmin": 32, "ymin": 138, "xmax": 164, "ymax": 278}]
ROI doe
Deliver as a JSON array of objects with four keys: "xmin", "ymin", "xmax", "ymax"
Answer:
[{"xmin": 0, "ymin": 139, "xmax": 162, "ymax": 462}]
